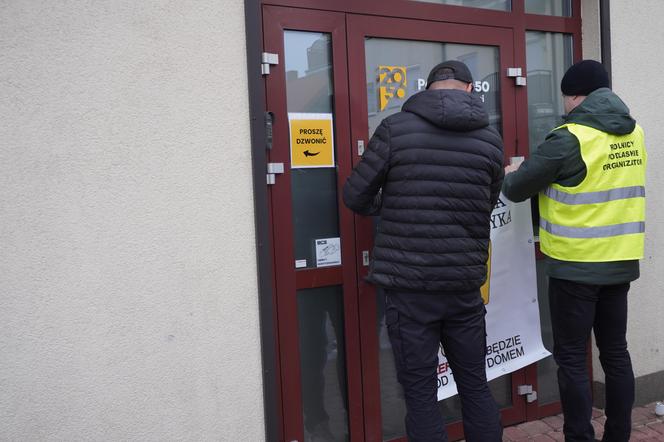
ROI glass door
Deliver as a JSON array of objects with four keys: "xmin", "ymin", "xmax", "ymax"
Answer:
[
  {"xmin": 262, "ymin": 6, "xmax": 363, "ymax": 441},
  {"xmin": 261, "ymin": 3, "xmax": 577, "ymax": 440},
  {"xmin": 524, "ymin": 29, "xmax": 575, "ymax": 419},
  {"xmin": 347, "ymin": 15, "xmax": 522, "ymax": 441}
]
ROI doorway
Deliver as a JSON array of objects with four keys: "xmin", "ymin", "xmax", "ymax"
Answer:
[{"xmin": 259, "ymin": 2, "xmax": 580, "ymax": 440}]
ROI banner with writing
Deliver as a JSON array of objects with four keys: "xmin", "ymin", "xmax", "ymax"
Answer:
[{"xmin": 437, "ymin": 195, "xmax": 551, "ymax": 400}]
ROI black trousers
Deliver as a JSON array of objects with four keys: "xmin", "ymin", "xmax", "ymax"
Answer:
[
  {"xmin": 548, "ymin": 278, "xmax": 634, "ymax": 442},
  {"xmin": 385, "ymin": 289, "xmax": 502, "ymax": 442}
]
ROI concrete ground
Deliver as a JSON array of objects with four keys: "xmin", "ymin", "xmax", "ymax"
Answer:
[{"xmin": 499, "ymin": 403, "xmax": 664, "ymax": 441}]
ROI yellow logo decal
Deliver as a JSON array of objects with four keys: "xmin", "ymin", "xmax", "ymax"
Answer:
[{"xmin": 378, "ymin": 66, "xmax": 407, "ymax": 111}]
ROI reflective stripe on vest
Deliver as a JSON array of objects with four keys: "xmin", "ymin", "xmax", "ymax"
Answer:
[
  {"xmin": 543, "ymin": 185, "xmax": 645, "ymax": 205},
  {"xmin": 540, "ymin": 219, "xmax": 645, "ymax": 238},
  {"xmin": 538, "ymin": 123, "xmax": 646, "ymax": 262}
]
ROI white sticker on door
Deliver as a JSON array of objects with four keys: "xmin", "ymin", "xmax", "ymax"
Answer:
[
  {"xmin": 315, "ymin": 238, "xmax": 341, "ymax": 267},
  {"xmin": 295, "ymin": 259, "xmax": 307, "ymax": 269}
]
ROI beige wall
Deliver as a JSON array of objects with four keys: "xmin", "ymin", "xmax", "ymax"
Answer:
[
  {"xmin": 609, "ymin": 0, "xmax": 664, "ymax": 379},
  {"xmin": 0, "ymin": 1, "xmax": 265, "ymax": 440},
  {"xmin": 583, "ymin": 1, "xmax": 664, "ymax": 383}
]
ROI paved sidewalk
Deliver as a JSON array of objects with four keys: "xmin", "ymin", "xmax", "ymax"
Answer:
[{"xmin": 500, "ymin": 403, "xmax": 664, "ymax": 441}]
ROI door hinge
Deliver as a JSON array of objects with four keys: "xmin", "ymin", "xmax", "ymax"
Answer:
[
  {"xmin": 507, "ymin": 67, "xmax": 526, "ymax": 87},
  {"xmin": 266, "ymin": 162, "xmax": 284, "ymax": 185},
  {"xmin": 362, "ymin": 250, "xmax": 370, "ymax": 266},
  {"xmin": 517, "ymin": 384, "xmax": 538, "ymax": 403},
  {"xmin": 261, "ymin": 52, "xmax": 279, "ymax": 75}
]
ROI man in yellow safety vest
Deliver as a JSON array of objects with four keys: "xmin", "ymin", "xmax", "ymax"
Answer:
[{"xmin": 503, "ymin": 59, "xmax": 646, "ymax": 442}]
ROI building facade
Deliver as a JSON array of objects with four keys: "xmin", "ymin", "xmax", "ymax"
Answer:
[{"xmin": 1, "ymin": 1, "xmax": 662, "ymax": 441}]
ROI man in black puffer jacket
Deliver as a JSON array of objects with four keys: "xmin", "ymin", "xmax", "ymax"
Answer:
[{"xmin": 343, "ymin": 61, "xmax": 504, "ymax": 441}]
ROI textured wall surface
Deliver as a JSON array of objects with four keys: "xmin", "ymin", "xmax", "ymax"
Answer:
[
  {"xmin": 607, "ymin": 1, "xmax": 664, "ymax": 379},
  {"xmin": 0, "ymin": 1, "xmax": 265, "ymax": 440}
]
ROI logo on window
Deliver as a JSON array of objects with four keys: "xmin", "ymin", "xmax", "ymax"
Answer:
[{"xmin": 378, "ymin": 65, "xmax": 407, "ymax": 111}]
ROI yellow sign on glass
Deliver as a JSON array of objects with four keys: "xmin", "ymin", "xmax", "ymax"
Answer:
[{"xmin": 289, "ymin": 113, "xmax": 335, "ymax": 168}]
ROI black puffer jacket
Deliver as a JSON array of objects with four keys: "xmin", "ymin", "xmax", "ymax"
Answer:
[{"xmin": 343, "ymin": 89, "xmax": 504, "ymax": 292}]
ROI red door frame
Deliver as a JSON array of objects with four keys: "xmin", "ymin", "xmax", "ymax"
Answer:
[
  {"xmin": 262, "ymin": 6, "xmax": 365, "ymax": 441},
  {"xmin": 260, "ymin": 1, "xmax": 583, "ymax": 440},
  {"xmin": 347, "ymin": 14, "xmax": 522, "ymax": 441},
  {"xmin": 261, "ymin": 0, "xmax": 582, "ymax": 162},
  {"xmin": 263, "ymin": 0, "xmax": 580, "ymax": 31}
]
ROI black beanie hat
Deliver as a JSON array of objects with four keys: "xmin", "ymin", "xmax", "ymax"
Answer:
[
  {"xmin": 560, "ymin": 60, "xmax": 610, "ymax": 96},
  {"xmin": 426, "ymin": 60, "xmax": 473, "ymax": 89}
]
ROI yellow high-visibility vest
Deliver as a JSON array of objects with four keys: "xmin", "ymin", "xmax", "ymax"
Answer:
[{"xmin": 538, "ymin": 123, "xmax": 646, "ymax": 262}]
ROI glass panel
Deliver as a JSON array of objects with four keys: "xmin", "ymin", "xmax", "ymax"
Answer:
[
  {"xmin": 439, "ymin": 375, "xmax": 512, "ymax": 423},
  {"xmin": 298, "ymin": 286, "xmax": 349, "ymax": 441},
  {"xmin": 526, "ymin": 31, "xmax": 572, "ymax": 406},
  {"xmin": 536, "ymin": 260, "xmax": 559, "ymax": 404},
  {"xmin": 376, "ymin": 289, "xmax": 512, "ymax": 440},
  {"xmin": 525, "ymin": 31, "xmax": 573, "ymax": 153},
  {"xmin": 525, "ymin": 0, "xmax": 572, "ymax": 16},
  {"xmin": 284, "ymin": 31, "xmax": 340, "ymax": 269},
  {"xmin": 375, "ymin": 287, "xmax": 405, "ymax": 440},
  {"xmin": 413, "ymin": 0, "xmax": 510, "ymax": 11},
  {"xmin": 366, "ymin": 37, "xmax": 506, "ymax": 439},
  {"xmin": 365, "ymin": 38, "xmax": 502, "ymax": 138}
]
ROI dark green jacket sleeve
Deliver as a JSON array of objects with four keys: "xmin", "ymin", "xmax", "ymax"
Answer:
[{"xmin": 502, "ymin": 128, "xmax": 586, "ymax": 202}]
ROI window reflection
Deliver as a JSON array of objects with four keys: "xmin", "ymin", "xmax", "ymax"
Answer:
[
  {"xmin": 285, "ymin": 33, "xmax": 334, "ymax": 113},
  {"xmin": 365, "ymin": 38, "xmax": 501, "ymax": 137},
  {"xmin": 526, "ymin": 31, "xmax": 573, "ymax": 152},
  {"xmin": 285, "ymin": 31, "xmax": 349, "ymax": 441},
  {"xmin": 298, "ymin": 287, "xmax": 349, "ymax": 441},
  {"xmin": 284, "ymin": 31, "xmax": 341, "ymax": 269},
  {"xmin": 525, "ymin": 31, "xmax": 573, "ymax": 407},
  {"xmin": 525, "ymin": 0, "xmax": 572, "ymax": 16},
  {"xmin": 535, "ymin": 260, "xmax": 559, "ymax": 404},
  {"xmin": 413, "ymin": 0, "xmax": 510, "ymax": 11}
]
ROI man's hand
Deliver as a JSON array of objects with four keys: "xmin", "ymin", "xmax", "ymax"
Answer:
[{"xmin": 504, "ymin": 163, "xmax": 520, "ymax": 174}]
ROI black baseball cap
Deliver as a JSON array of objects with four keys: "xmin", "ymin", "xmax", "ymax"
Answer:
[{"xmin": 426, "ymin": 60, "xmax": 473, "ymax": 89}]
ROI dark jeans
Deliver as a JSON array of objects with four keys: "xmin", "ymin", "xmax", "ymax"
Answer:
[
  {"xmin": 385, "ymin": 289, "xmax": 502, "ymax": 442},
  {"xmin": 548, "ymin": 278, "xmax": 634, "ymax": 442}
]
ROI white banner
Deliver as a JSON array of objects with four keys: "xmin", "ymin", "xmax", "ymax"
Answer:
[{"xmin": 437, "ymin": 194, "xmax": 551, "ymax": 400}]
